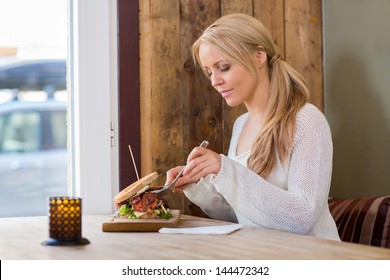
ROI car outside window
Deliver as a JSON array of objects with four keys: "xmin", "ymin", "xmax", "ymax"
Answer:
[
  {"xmin": 0, "ymin": 101, "xmax": 68, "ymax": 217},
  {"xmin": 0, "ymin": 111, "xmax": 41, "ymax": 153}
]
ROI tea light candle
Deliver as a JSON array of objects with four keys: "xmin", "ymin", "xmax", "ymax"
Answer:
[{"xmin": 42, "ymin": 197, "xmax": 90, "ymax": 246}]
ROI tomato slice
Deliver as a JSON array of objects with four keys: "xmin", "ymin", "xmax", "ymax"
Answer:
[{"xmin": 132, "ymin": 200, "xmax": 144, "ymax": 212}]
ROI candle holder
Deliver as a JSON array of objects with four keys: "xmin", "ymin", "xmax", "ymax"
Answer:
[{"xmin": 41, "ymin": 197, "xmax": 90, "ymax": 246}]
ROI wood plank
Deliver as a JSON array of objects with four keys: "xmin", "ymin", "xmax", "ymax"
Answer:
[
  {"xmin": 140, "ymin": 0, "xmax": 182, "ymax": 179},
  {"xmin": 221, "ymin": 0, "xmax": 252, "ymax": 15},
  {"xmin": 180, "ymin": 0, "xmax": 222, "ymax": 154},
  {"xmin": 254, "ymin": 0, "xmax": 285, "ymax": 56},
  {"xmin": 139, "ymin": 0, "xmax": 153, "ymax": 177},
  {"xmin": 140, "ymin": 0, "xmax": 189, "ymax": 213},
  {"xmin": 102, "ymin": 210, "xmax": 180, "ymax": 232},
  {"xmin": 284, "ymin": 0, "xmax": 324, "ymax": 111}
]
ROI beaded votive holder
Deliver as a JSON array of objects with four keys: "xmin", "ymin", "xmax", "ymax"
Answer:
[{"xmin": 41, "ymin": 197, "xmax": 90, "ymax": 246}]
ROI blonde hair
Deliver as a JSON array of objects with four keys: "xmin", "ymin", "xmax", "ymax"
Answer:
[{"xmin": 192, "ymin": 13, "xmax": 309, "ymax": 177}]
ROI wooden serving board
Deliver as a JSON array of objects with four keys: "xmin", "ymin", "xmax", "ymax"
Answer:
[{"xmin": 102, "ymin": 210, "xmax": 180, "ymax": 232}]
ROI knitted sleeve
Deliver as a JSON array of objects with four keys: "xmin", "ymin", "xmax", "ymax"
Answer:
[{"xmin": 183, "ymin": 176, "xmax": 238, "ymax": 223}]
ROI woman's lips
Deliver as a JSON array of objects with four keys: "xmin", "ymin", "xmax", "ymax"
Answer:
[{"xmin": 219, "ymin": 89, "xmax": 232, "ymax": 97}]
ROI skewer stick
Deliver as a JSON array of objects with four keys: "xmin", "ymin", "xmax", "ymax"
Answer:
[{"xmin": 128, "ymin": 144, "xmax": 140, "ymax": 180}]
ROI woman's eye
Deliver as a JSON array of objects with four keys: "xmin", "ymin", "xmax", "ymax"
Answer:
[
  {"xmin": 204, "ymin": 64, "xmax": 230, "ymax": 78},
  {"xmin": 220, "ymin": 65, "xmax": 230, "ymax": 72}
]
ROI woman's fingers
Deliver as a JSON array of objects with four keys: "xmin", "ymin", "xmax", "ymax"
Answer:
[
  {"xmin": 184, "ymin": 148, "xmax": 221, "ymax": 178},
  {"xmin": 168, "ymin": 146, "xmax": 221, "ymax": 193},
  {"xmin": 166, "ymin": 165, "xmax": 198, "ymax": 190},
  {"xmin": 165, "ymin": 165, "xmax": 185, "ymax": 184},
  {"xmin": 186, "ymin": 146, "xmax": 207, "ymax": 163}
]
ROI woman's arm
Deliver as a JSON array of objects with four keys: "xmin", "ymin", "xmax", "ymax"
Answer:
[{"xmin": 183, "ymin": 175, "xmax": 238, "ymax": 223}]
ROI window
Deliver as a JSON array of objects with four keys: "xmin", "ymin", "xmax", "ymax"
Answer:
[
  {"xmin": 0, "ymin": 0, "xmax": 68, "ymax": 217},
  {"xmin": 0, "ymin": 0, "xmax": 118, "ymax": 217}
]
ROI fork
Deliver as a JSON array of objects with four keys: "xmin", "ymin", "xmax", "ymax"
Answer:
[{"xmin": 150, "ymin": 140, "xmax": 209, "ymax": 194}]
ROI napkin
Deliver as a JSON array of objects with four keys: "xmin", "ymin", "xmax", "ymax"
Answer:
[{"xmin": 159, "ymin": 224, "xmax": 243, "ymax": 235}]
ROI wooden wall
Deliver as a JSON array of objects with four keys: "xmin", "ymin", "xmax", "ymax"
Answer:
[{"xmin": 139, "ymin": 0, "xmax": 323, "ymax": 214}]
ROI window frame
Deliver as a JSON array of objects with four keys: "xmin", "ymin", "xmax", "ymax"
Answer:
[
  {"xmin": 68, "ymin": 0, "xmax": 118, "ymax": 214},
  {"xmin": 117, "ymin": 0, "xmax": 141, "ymax": 190}
]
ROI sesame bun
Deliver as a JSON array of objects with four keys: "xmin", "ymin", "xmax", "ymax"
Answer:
[{"xmin": 113, "ymin": 172, "xmax": 159, "ymax": 204}]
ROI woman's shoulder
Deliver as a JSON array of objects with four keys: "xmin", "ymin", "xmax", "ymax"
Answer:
[
  {"xmin": 295, "ymin": 103, "xmax": 332, "ymax": 139},
  {"xmin": 297, "ymin": 103, "xmax": 328, "ymax": 125}
]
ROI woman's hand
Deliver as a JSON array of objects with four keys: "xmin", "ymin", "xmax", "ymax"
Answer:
[
  {"xmin": 179, "ymin": 146, "xmax": 221, "ymax": 193},
  {"xmin": 165, "ymin": 146, "xmax": 221, "ymax": 193},
  {"xmin": 165, "ymin": 165, "xmax": 196, "ymax": 193},
  {"xmin": 165, "ymin": 165, "xmax": 186, "ymax": 191},
  {"xmin": 185, "ymin": 145, "xmax": 221, "ymax": 177}
]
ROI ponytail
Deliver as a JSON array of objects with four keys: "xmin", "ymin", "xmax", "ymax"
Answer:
[{"xmin": 247, "ymin": 56, "xmax": 309, "ymax": 177}]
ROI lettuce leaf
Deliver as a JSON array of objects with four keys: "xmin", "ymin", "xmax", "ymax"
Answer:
[{"xmin": 118, "ymin": 204, "xmax": 172, "ymax": 219}]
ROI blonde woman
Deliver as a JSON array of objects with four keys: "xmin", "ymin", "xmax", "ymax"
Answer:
[{"xmin": 167, "ymin": 13, "xmax": 340, "ymax": 241}]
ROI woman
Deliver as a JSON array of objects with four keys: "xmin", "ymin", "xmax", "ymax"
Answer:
[{"xmin": 167, "ymin": 13, "xmax": 340, "ymax": 241}]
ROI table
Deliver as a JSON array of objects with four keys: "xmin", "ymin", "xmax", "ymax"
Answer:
[{"xmin": 0, "ymin": 214, "xmax": 389, "ymax": 259}]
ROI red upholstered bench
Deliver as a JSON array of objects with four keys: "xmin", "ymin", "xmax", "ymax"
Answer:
[{"xmin": 328, "ymin": 196, "xmax": 390, "ymax": 248}]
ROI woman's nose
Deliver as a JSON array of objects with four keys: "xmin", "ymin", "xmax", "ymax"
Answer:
[{"xmin": 211, "ymin": 73, "xmax": 223, "ymax": 88}]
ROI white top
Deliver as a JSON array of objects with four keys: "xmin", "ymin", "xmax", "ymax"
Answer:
[{"xmin": 184, "ymin": 103, "xmax": 341, "ymax": 241}]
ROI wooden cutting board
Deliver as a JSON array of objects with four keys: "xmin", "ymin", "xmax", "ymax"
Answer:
[{"xmin": 102, "ymin": 210, "xmax": 180, "ymax": 232}]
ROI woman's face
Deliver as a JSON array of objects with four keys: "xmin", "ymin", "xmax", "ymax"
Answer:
[{"xmin": 198, "ymin": 43, "xmax": 262, "ymax": 107}]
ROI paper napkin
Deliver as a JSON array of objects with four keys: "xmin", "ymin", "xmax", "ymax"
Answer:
[{"xmin": 159, "ymin": 224, "xmax": 243, "ymax": 235}]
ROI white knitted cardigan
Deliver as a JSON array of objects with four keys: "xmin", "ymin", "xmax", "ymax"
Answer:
[{"xmin": 184, "ymin": 103, "xmax": 340, "ymax": 241}]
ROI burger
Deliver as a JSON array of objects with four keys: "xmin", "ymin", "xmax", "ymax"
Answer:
[{"xmin": 113, "ymin": 172, "xmax": 172, "ymax": 219}]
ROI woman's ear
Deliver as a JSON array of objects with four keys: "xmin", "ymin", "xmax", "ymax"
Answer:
[{"xmin": 255, "ymin": 47, "xmax": 267, "ymax": 68}]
